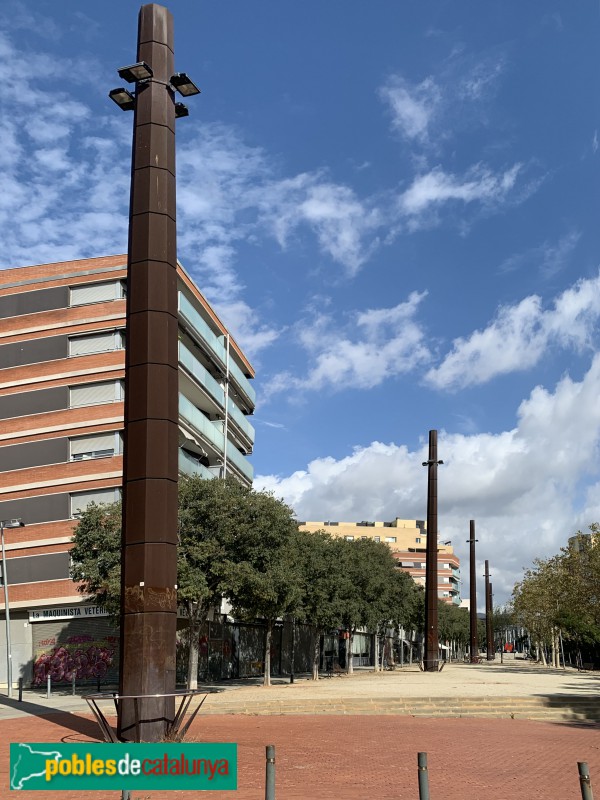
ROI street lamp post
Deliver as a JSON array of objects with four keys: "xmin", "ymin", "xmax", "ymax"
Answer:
[
  {"xmin": 1, "ymin": 519, "xmax": 25, "ymax": 699},
  {"xmin": 108, "ymin": 3, "xmax": 200, "ymax": 742},
  {"xmin": 467, "ymin": 520, "xmax": 478, "ymax": 663},
  {"xmin": 422, "ymin": 430, "xmax": 443, "ymax": 671}
]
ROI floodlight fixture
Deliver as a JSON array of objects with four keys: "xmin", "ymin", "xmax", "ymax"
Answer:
[
  {"xmin": 170, "ymin": 72, "xmax": 201, "ymax": 97},
  {"xmin": 109, "ymin": 87, "xmax": 135, "ymax": 111},
  {"xmin": 118, "ymin": 62, "xmax": 153, "ymax": 83},
  {"xmin": 174, "ymin": 102, "xmax": 189, "ymax": 118}
]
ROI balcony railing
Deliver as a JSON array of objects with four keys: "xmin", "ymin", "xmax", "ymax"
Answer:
[
  {"xmin": 227, "ymin": 398, "xmax": 255, "ymax": 446},
  {"xmin": 178, "ymin": 341, "xmax": 225, "ymax": 409},
  {"xmin": 178, "ymin": 292, "xmax": 226, "ymax": 369},
  {"xmin": 178, "ymin": 393, "xmax": 224, "ymax": 452},
  {"xmin": 226, "ymin": 439, "xmax": 254, "ymax": 483},
  {"xmin": 228, "ymin": 357, "xmax": 256, "ymax": 407}
]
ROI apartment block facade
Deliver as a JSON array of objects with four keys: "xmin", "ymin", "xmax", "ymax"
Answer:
[
  {"xmin": 299, "ymin": 518, "xmax": 461, "ymax": 605},
  {"xmin": 0, "ymin": 255, "xmax": 255, "ymax": 687}
]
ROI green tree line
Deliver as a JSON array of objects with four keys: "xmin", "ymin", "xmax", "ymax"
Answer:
[
  {"xmin": 512, "ymin": 524, "xmax": 600, "ymax": 667},
  {"xmin": 70, "ymin": 475, "xmax": 424, "ymax": 687}
]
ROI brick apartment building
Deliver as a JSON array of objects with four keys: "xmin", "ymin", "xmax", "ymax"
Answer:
[
  {"xmin": 299, "ymin": 518, "xmax": 461, "ymax": 604},
  {"xmin": 0, "ymin": 255, "xmax": 255, "ymax": 688}
]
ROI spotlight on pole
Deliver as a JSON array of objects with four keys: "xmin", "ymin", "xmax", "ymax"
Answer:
[
  {"xmin": 170, "ymin": 72, "xmax": 201, "ymax": 97},
  {"xmin": 109, "ymin": 87, "xmax": 135, "ymax": 111},
  {"xmin": 174, "ymin": 102, "xmax": 189, "ymax": 118},
  {"xmin": 118, "ymin": 61, "xmax": 154, "ymax": 83}
]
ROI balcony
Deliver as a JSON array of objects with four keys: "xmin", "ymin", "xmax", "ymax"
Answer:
[
  {"xmin": 178, "ymin": 449, "xmax": 215, "ymax": 481},
  {"xmin": 227, "ymin": 398, "xmax": 255, "ymax": 450},
  {"xmin": 178, "ymin": 291, "xmax": 255, "ymax": 409},
  {"xmin": 178, "ymin": 393, "xmax": 224, "ymax": 453},
  {"xmin": 226, "ymin": 439, "xmax": 254, "ymax": 483},
  {"xmin": 178, "ymin": 292, "xmax": 226, "ymax": 370},
  {"xmin": 178, "ymin": 341, "xmax": 225, "ymax": 409}
]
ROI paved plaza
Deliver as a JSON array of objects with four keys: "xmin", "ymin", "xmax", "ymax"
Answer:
[{"xmin": 1, "ymin": 661, "xmax": 599, "ymax": 799}]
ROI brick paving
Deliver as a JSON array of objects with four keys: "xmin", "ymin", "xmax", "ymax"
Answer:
[{"xmin": 1, "ymin": 710, "xmax": 599, "ymax": 799}]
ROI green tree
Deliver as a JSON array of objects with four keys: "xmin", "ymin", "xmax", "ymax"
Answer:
[
  {"xmin": 293, "ymin": 530, "xmax": 345, "ymax": 680},
  {"xmin": 70, "ymin": 477, "xmax": 299, "ymax": 689},
  {"xmin": 224, "ymin": 489, "xmax": 302, "ymax": 686},
  {"xmin": 69, "ymin": 501, "xmax": 122, "ymax": 618}
]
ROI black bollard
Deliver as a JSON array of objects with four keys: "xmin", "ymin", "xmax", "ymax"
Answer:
[
  {"xmin": 265, "ymin": 745, "xmax": 275, "ymax": 800},
  {"xmin": 578, "ymin": 762, "xmax": 594, "ymax": 800},
  {"xmin": 418, "ymin": 752, "xmax": 430, "ymax": 800},
  {"xmin": 72, "ymin": 674, "xmax": 76, "ymax": 696},
  {"xmin": 18, "ymin": 678, "xmax": 23, "ymax": 702}
]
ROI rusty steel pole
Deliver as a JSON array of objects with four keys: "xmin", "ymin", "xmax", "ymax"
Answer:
[
  {"xmin": 488, "ymin": 581, "xmax": 494, "ymax": 660},
  {"xmin": 118, "ymin": 3, "xmax": 179, "ymax": 741},
  {"xmin": 484, "ymin": 561, "xmax": 493, "ymax": 661},
  {"xmin": 422, "ymin": 430, "xmax": 443, "ymax": 671},
  {"xmin": 468, "ymin": 520, "xmax": 478, "ymax": 663}
]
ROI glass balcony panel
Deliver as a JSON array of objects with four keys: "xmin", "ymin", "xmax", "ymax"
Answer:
[
  {"xmin": 178, "ymin": 292, "xmax": 227, "ymax": 368},
  {"xmin": 228, "ymin": 357, "xmax": 256, "ymax": 406},
  {"xmin": 178, "ymin": 342, "xmax": 225, "ymax": 408},
  {"xmin": 178, "ymin": 393, "xmax": 225, "ymax": 453},
  {"xmin": 226, "ymin": 439, "xmax": 254, "ymax": 482},
  {"xmin": 227, "ymin": 399, "xmax": 255, "ymax": 444}
]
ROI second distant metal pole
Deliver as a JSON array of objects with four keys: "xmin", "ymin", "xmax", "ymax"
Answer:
[
  {"xmin": 265, "ymin": 744, "xmax": 275, "ymax": 800},
  {"xmin": 418, "ymin": 752, "xmax": 430, "ymax": 800}
]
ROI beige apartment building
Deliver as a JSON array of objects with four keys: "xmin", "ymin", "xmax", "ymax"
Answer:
[{"xmin": 299, "ymin": 518, "xmax": 461, "ymax": 605}]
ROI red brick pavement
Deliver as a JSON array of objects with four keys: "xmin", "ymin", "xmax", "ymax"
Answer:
[{"xmin": 1, "ymin": 712, "xmax": 599, "ymax": 799}]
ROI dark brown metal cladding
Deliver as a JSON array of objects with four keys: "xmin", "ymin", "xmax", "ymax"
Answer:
[
  {"xmin": 424, "ymin": 429, "xmax": 439, "ymax": 671},
  {"xmin": 118, "ymin": 3, "xmax": 178, "ymax": 742},
  {"xmin": 484, "ymin": 560, "xmax": 493, "ymax": 660},
  {"xmin": 488, "ymin": 581, "xmax": 494, "ymax": 660},
  {"xmin": 469, "ymin": 520, "xmax": 479, "ymax": 663}
]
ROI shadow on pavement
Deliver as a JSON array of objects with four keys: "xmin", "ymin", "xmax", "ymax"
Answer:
[{"xmin": 0, "ymin": 696, "xmax": 102, "ymax": 740}]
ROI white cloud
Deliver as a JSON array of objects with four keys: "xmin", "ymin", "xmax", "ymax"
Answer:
[
  {"xmin": 378, "ymin": 76, "xmax": 441, "ymax": 143},
  {"xmin": 426, "ymin": 273, "xmax": 600, "ymax": 391},
  {"xmin": 263, "ymin": 292, "xmax": 431, "ymax": 399},
  {"xmin": 257, "ymin": 354, "xmax": 600, "ymax": 603},
  {"xmin": 399, "ymin": 163, "xmax": 521, "ymax": 218}
]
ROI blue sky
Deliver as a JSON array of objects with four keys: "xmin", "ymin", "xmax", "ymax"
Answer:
[{"xmin": 1, "ymin": 1, "xmax": 599, "ymax": 605}]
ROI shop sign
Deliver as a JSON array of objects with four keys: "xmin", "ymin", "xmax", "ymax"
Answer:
[{"xmin": 29, "ymin": 605, "xmax": 109, "ymax": 623}]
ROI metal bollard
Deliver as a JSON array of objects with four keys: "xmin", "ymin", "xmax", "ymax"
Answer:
[
  {"xmin": 265, "ymin": 745, "xmax": 275, "ymax": 800},
  {"xmin": 121, "ymin": 791, "xmax": 131, "ymax": 800},
  {"xmin": 578, "ymin": 762, "xmax": 594, "ymax": 800},
  {"xmin": 18, "ymin": 678, "xmax": 23, "ymax": 702},
  {"xmin": 418, "ymin": 752, "xmax": 430, "ymax": 800},
  {"xmin": 46, "ymin": 674, "xmax": 51, "ymax": 699},
  {"xmin": 72, "ymin": 674, "xmax": 76, "ymax": 696},
  {"xmin": 97, "ymin": 676, "xmax": 101, "ymax": 692}
]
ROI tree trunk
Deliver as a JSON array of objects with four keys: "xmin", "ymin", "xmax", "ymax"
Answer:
[
  {"xmin": 347, "ymin": 631, "xmax": 354, "ymax": 674},
  {"xmin": 186, "ymin": 603, "xmax": 200, "ymax": 690},
  {"xmin": 312, "ymin": 628, "xmax": 320, "ymax": 681},
  {"xmin": 263, "ymin": 619, "xmax": 272, "ymax": 687}
]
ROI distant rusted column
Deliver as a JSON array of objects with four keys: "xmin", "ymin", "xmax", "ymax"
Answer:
[
  {"xmin": 468, "ymin": 520, "xmax": 478, "ymax": 663},
  {"xmin": 118, "ymin": 3, "xmax": 179, "ymax": 741},
  {"xmin": 422, "ymin": 430, "xmax": 443, "ymax": 671},
  {"xmin": 484, "ymin": 561, "xmax": 493, "ymax": 661}
]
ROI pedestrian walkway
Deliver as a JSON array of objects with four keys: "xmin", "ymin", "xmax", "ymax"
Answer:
[{"xmin": 1, "ymin": 661, "xmax": 599, "ymax": 799}]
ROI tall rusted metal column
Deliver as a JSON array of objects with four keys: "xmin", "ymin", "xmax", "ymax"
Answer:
[
  {"xmin": 484, "ymin": 561, "xmax": 493, "ymax": 661},
  {"xmin": 468, "ymin": 520, "xmax": 478, "ymax": 663},
  {"xmin": 118, "ymin": 3, "xmax": 179, "ymax": 741},
  {"xmin": 422, "ymin": 430, "xmax": 443, "ymax": 671},
  {"xmin": 488, "ymin": 581, "xmax": 494, "ymax": 660}
]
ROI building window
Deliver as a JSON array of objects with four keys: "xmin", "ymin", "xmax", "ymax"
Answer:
[
  {"xmin": 68, "ymin": 331, "xmax": 124, "ymax": 357},
  {"xmin": 385, "ymin": 536, "xmax": 397, "ymax": 543},
  {"xmin": 69, "ymin": 432, "xmax": 121, "ymax": 461},
  {"xmin": 374, "ymin": 536, "xmax": 380, "ymax": 543},
  {"xmin": 70, "ymin": 281, "xmax": 123, "ymax": 307},
  {"xmin": 70, "ymin": 488, "xmax": 120, "ymax": 517},
  {"xmin": 69, "ymin": 380, "xmax": 123, "ymax": 408},
  {"xmin": 415, "ymin": 537, "xmax": 421, "ymax": 543},
  {"xmin": 344, "ymin": 536, "xmax": 354, "ymax": 542}
]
